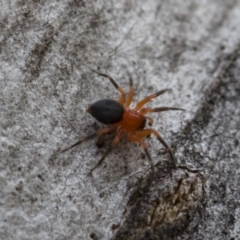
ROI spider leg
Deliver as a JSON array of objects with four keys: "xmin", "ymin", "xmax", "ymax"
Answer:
[
  {"xmin": 139, "ymin": 107, "xmax": 185, "ymax": 115},
  {"xmin": 135, "ymin": 89, "xmax": 171, "ymax": 111},
  {"xmin": 135, "ymin": 129, "xmax": 176, "ymax": 167},
  {"xmin": 128, "ymin": 135, "xmax": 155, "ymax": 175},
  {"xmin": 61, "ymin": 126, "xmax": 117, "ymax": 153},
  {"xmin": 125, "ymin": 73, "xmax": 134, "ymax": 107},
  {"xmin": 89, "ymin": 130, "xmax": 122, "ymax": 175},
  {"xmin": 92, "ymin": 69, "xmax": 126, "ymax": 104}
]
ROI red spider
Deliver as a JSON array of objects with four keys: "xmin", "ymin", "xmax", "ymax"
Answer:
[{"xmin": 62, "ymin": 70, "xmax": 184, "ymax": 175}]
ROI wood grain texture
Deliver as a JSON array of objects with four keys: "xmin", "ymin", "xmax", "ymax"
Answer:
[{"xmin": 1, "ymin": 0, "xmax": 240, "ymax": 239}]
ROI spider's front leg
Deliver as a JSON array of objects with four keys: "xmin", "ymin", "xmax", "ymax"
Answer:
[{"xmin": 135, "ymin": 89, "xmax": 171, "ymax": 111}]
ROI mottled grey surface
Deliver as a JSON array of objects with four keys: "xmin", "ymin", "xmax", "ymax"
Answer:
[{"xmin": 1, "ymin": 0, "xmax": 240, "ymax": 240}]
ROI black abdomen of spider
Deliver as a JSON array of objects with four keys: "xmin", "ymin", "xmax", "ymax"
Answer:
[
  {"xmin": 62, "ymin": 70, "xmax": 184, "ymax": 175},
  {"xmin": 88, "ymin": 99, "xmax": 124, "ymax": 124}
]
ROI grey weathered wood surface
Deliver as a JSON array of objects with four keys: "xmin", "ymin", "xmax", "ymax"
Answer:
[{"xmin": 1, "ymin": 1, "xmax": 240, "ymax": 239}]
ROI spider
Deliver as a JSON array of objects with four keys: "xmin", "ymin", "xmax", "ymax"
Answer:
[{"xmin": 61, "ymin": 70, "xmax": 184, "ymax": 175}]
